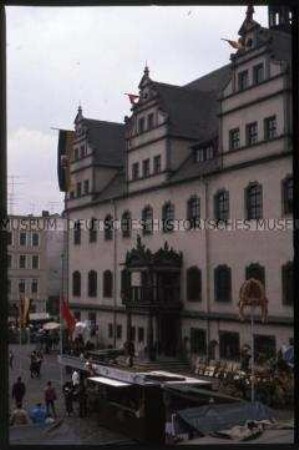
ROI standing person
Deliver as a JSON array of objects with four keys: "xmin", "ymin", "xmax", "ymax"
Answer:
[
  {"xmin": 71, "ymin": 369, "xmax": 80, "ymax": 388},
  {"xmin": 9, "ymin": 350, "xmax": 14, "ymax": 370},
  {"xmin": 36, "ymin": 351, "xmax": 44, "ymax": 378},
  {"xmin": 62, "ymin": 382, "xmax": 74, "ymax": 417},
  {"xmin": 44, "ymin": 381, "xmax": 57, "ymax": 419},
  {"xmin": 12, "ymin": 377, "xmax": 26, "ymax": 407}
]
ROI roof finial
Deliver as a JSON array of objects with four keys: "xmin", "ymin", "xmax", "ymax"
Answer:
[
  {"xmin": 144, "ymin": 63, "xmax": 149, "ymax": 78},
  {"xmin": 246, "ymin": 3, "xmax": 254, "ymax": 22},
  {"xmin": 78, "ymin": 101, "xmax": 82, "ymax": 115}
]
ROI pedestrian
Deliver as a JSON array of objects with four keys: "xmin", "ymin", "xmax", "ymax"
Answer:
[
  {"xmin": 36, "ymin": 351, "xmax": 44, "ymax": 377},
  {"xmin": 9, "ymin": 350, "xmax": 14, "ymax": 370},
  {"xmin": 62, "ymin": 381, "xmax": 74, "ymax": 416},
  {"xmin": 29, "ymin": 402, "xmax": 47, "ymax": 424},
  {"xmin": 12, "ymin": 376, "xmax": 26, "ymax": 407},
  {"xmin": 72, "ymin": 369, "xmax": 80, "ymax": 387},
  {"xmin": 44, "ymin": 381, "xmax": 57, "ymax": 419},
  {"xmin": 30, "ymin": 351, "xmax": 38, "ymax": 378},
  {"xmin": 10, "ymin": 402, "xmax": 30, "ymax": 426}
]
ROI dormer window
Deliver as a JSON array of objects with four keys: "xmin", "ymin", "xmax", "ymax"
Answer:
[
  {"xmin": 238, "ymin": 70, "xmax": 248, "ymax": 91},
  {"xmin": 138, "ymin": 117, "xmax": 145, "ymax": 134},
  {"xmin": 253, "ymin": 63, "xmax": 264, "ymax": 85},
  {"xmin": 194, "ymin": 145, "xmax": 214, "ymax": 163}
]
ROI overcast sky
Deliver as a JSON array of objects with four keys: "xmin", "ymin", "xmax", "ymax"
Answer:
[{"xmin": 6, "ymin": 5, "xmax": 268, "ymax": 216}]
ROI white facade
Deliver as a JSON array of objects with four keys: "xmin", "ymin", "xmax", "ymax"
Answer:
[{"xmin": 62, "ymin": 9, "xmax": 293, "ymax": 362}]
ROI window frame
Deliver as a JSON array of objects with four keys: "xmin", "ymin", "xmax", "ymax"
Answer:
[
  {"xmin": 121, "ymin": 211, "xmax": 132, "ymax": 238},
  {"xmin": 214, "ymin": 265, "xmax": 232, "ymax": 303},
  {"xmin": 132, "ymin": 162, "xmax": 139, "ymax": 181},
  {"xmin": 246, "ymin": 122, "xmax": 258, "ymax": 146},
  {"xmin": 219, "ymin": 331, "xmax": 240, "ymax": 361},
  {"xmin": 142, "ymin": 205, "xmax": 153, "ymax": 235},
  {"xmin": 282, "ymin": 261, "xmax": 293, "ymax": 305},
  {"xmin": 229, "ymin": 128, "xmax": 240, "ymax": 150},
  {"xmin": 187, "ymin": 196, "xmax": 200, "ymax": 229},
  {"xmin": 264, "ymin": 115, "xmax": 277, "ymax": 140},
  {"xmin": 245, "ymin": 182, "xmax": 263, "ymax": 220},
  {"xmin": 282, "ymin": 176, "xmax": 293, "ymax": 215},
  {"xmin": 214, "ymin": 189, "xmax": 229, "ymax": 222},
  {"xmin": 72, "ymin": 271, "xmax": 81, "ymax": 297},
  {"xmin": 186, "ymin": 266, "xmax": 202, "ymax": 302},
  {"xmin": 74, "ymin": 221, "xmax": 81, "ymax": 245},
  {"xmin": 142, "ymin": 158, "xmax": 150, "ymax": 178},
  {"xmin": 103, "ymin": 270, "xmax": 113, "ymax": 298},
  {"xmin": 162, "ymin": 202, "xmax": 175, "ymax": 233},
  {"xmin": 253, "ymin": 63, "xmax": 264, "ymax": 85},
  {"xmin": 153, "ymin": 155, "xmax": 161, "ymax": 174},
  {"xmin": 238, "ymin": 70, "xmax": 249, "ymax": 91},
  {"xmin": 104, "ymin": 214, "xmax": 113, "ymax": 241},
  {"xmin": 88, "ymin": 270, "xmax": 98, "ymax": 297}
]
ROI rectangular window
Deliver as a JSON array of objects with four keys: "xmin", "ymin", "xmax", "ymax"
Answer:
[
  {"xmin": 138, "ymin": 117, "xmax": 145, "ymax": 134},
  {"xmin": 19, "ymin": 279, "xmax": 25, "ymax": 294},
  {"xmin": 138, "ymin": 327, "xmax": 144, "ymax": 343},
  {"xmin": 142, "ymin": 159, "xmax": 150, "ymax": 178},
  {"xmin": 131, "ymin": 326, "xmax": 136, "ymax": 341},
  {"xmin": 147, "ymin": 113, "xmax": 154, "ymax": 130},
  {"xmin": 32, "ymin": 255, "xmax": 39, "ymax": 269},
  {"xmin": 74, "ymin": 148, "xmax": 79, "ymax": 161},
  {"xmin": 70, "ymin": 191, "xmax": 75, "ymax": 199},
  {"xmin": 132, "ymin": 162, "xmax": 139, "ymax": 181},
  {"xmin": 219, "ymin": 331, "xmax": 240, "ymax": 360},
  {"xmin": 264, "ymin": 116, "xmax": 277, "ymax": 140},
  {"xmin": 254, "ymin": 335, "xmax": 276, "ymax": 363},
  {"xmin": 20, "ymin": 232, "xmax": 26, "ymax": 246},
  {"xmin": 253, "ymin": 63, "xmax": 264, "ymax": 85},
  {"xmin": 246, "ymin": 122, "xmax": 258, "ymax": 145},
  {"xmin": 108, "ymin": 323, "xmax": 113, "ymax": 338},
  {"xmin": 195, "ymin": 148, "xmax": 204, "ymax": 163},
  {"xmin": 116, "ymin": 324, "xmax": 122, "ymax": 339},
  {"xmin": 190, "ymin": 328, "xmax": 207, "ymax": 355},
  {"xmin": 76, "ymin": 182, "xmax": 82, "ymax": 197},
  {"xmin": 19, "ymin": 255, "xmax": 26, "ymax": 269},
  {"xmin": 74, "ymin": 311, "xmax": 81, "ymax": 321},
  {"xmin": 84, "ymin": 180, "xmax": 89, "ymax": 194},
  {"xmin": 80, "ymin": 145, "xmax": 85, "ymax": 158},
  {"xmin": 31, "ymin": 279, "xmax": 38, "ymax": 294},
  {"xmin": 32, "ymin": 233, "xmax": 39, "ymax": 247},
  {"xmin": 153, "ymin": 155, "xmax": 161, "ymax": 174},
  {"xmin": 7, "ymin": 232, "xmax": 12, "ymax": 246},
  {"xmin": 238, "ymin": 70, "xmax": 248, "ymax": 91},
  {"xmin": 229, "ymin": 128, "xmax": 240, "ymax": 150},
  {"xmin": 282, "ymin": 263, "xmax": 293, "ymax": 305}
]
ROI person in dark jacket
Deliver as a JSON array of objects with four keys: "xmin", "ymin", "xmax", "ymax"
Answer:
[
  {"xmin": 12, "ymin": 377, "xmax": 26, "ymax": 407},
  {"xmin": 62, "ymin": 382, "xmax": 74, "ymax": 416}
]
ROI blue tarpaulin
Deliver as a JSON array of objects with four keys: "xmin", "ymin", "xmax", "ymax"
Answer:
[{"xmin": 177, "ymin": 402, "xmax": 276, "ymax": 434}]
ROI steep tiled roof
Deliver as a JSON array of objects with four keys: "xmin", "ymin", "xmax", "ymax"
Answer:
[
  {"xmin": 83, "ymin": 118, "xmax": 126, "ymax": 167},
  {"xmin": 93, "ymin": 170, "xmax": 125, "ymax": 203},
  {"xmin": 184, "ymin": 64, "xmax": 232, "ymax": 93},
  {"xmin": 152, "ymin": 82, "xmax": 219, "ymax": 141}
]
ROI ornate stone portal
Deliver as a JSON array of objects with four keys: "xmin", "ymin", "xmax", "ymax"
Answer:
[{"xmin": 122, "ymin": 235, "xmax": 183, "ymax": 361}]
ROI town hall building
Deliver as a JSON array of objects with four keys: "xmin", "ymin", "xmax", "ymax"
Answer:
[{"xmin": 59, "ymin": 6, "xmax": 294, "ymax": 363}]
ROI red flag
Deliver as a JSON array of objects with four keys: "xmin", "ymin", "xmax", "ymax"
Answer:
[
  {"xmin": 124, "ymin": 93, "xmax": 140, "ymax": 105},
  {"xmin": 61, "ymin": 298, "xmax": 76, "ymax": 335}
]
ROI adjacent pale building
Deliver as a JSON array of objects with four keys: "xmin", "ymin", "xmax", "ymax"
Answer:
[
  {"xmin": 7, "ymin": 211, "xmax": 65, "ymax": 317},
  {"xmin": 61, "ymin": 6, "xmax": 293, "ymax": 362}
]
